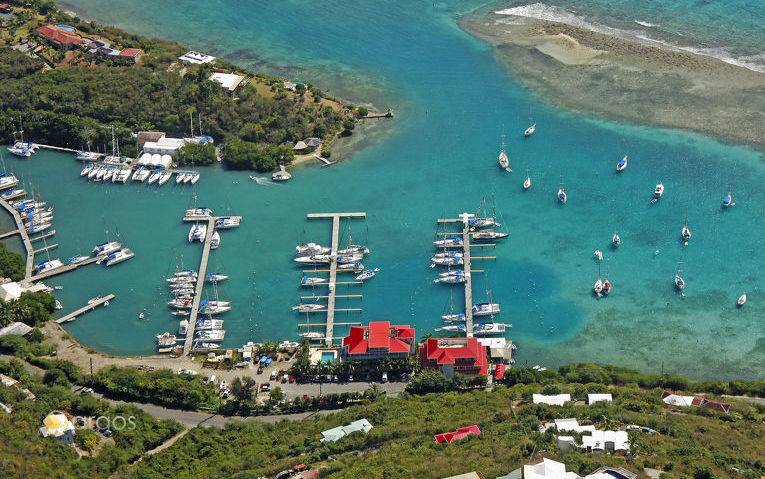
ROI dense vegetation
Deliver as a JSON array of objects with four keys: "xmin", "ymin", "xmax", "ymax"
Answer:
[
  {"xmin": 119, "ymin": 380, "xmax": 764, "ymax": 479},
  {"xmin": 0, "ymin": 241, "xmax": 25, "ymax": 281},
  {"xmin": 0, "ymin": 357, "xmax": 182, "ymax": 479},
  {"xmin": 88, "ymin": 365, "xmax": 220, "ymax": 411},
  {"xmin": 0, "ymin": 290, "xmax": 56, "ymax": 327}
]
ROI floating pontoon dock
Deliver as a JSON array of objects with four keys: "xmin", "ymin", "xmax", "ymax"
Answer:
[{"xmin": 55, "ymin": 294, "xmax": 115, "ymax": 324}]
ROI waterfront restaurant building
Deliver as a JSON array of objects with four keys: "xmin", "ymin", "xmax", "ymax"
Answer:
[
  {"xmin": 419, "ymin": 337, "xmax": 488, "ymax": 378},
  {"xmin": 341, "ymin": 321, "xmax": 415, "ymax": 361}
]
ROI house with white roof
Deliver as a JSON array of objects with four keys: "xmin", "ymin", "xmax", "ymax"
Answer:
[
  {"xmin": 209, "ymin": 72, "xmax": 245, "ymax": 94},
  {"xmin": 179, "ymin": 51, "xmax": 216, "ymax": 64},
  {"xmin": 533, "ymin": 394, "xmax": 571, "ymax": 406},
  {"xmin": 587, "ymin": 394, "xmax": 612, "ymax": 404},
  {"xmin": 320, "ymin": 418, "xmax": 373, "ymax": 443},
  {"xmin": 540, "ymin": 418, "xmax": 597, "ymax": 434},
  {"xmin": 523, "ymin": 458, "xmax": 582, "ymax": 479}
]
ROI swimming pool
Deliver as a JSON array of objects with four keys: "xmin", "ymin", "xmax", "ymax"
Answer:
[
  {"xmin": 321, "ymin": 351, "xmax": 335, "ymax": 364},
  {"xmin": 56, "ymin": 25, "xmax": 75, "ymax": 31}
]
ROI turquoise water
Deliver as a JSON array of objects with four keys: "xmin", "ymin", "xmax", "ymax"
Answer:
[
  {"xmin": 321, "ymin": 352, "xmax": 335, "ymax": 364},
  {"xmin": 14, "ymin": 0, "xmax": 764, "ymax": 379}
]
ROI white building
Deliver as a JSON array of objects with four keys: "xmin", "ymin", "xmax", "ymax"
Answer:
[
  {"xmin": 178, "ymin": 51, "xmax": 216, "ymax": 64},
  {"xmin": 0, "ymin": 282, "xmax": 23, "ymax": 302},
  {"xmin": 209, "ymin": 72, "xmax": 245, "ymax": 94},
  {"xmin": 142, "ymin": 137, "xmax": 186, "ymax": 157},
  {"xmin": 581, "ymin": 430, "xmax": 630, "ymax": 454},
  {"xmin": 661, "ymin": 392, "xmax": 697, "ymax": 407},
  {"xmin": 587, "ymin": 394, "xmax": 612, "ymax": 404},
  {"xmin": 523, "ymin": 458, "xmax": 581, "ymax": 479},
  {"xmin": 533, "ymin": 394, "xmax": 571, "ymax": 406},
  {"xmin": 0, "ymin": 322, "xmax": 33, "ymax": 338},
  {"xmin": 540, "ymin": 418, "xmax": 597, "ymax": 434},
  {"xmin": 320, "ymin": 418, "xmax": 373, "ymax": 443}
]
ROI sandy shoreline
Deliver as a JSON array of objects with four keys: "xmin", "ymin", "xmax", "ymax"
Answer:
[{"xmin": 459, "ymin": 4, "xmax": 765, "ymax": 150}]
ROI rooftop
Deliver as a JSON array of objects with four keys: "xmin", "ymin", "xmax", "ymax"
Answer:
[
  {"xmin": 209, "ymin": 72, "xmax": 245, "ymax": 92},
  {"xmin": 179, "ymin": 51, "xmax": 216, "ymax": 64}
]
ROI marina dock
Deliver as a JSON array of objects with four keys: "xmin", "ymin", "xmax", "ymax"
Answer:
[
  {"xmin": 438, "ymin": 213, "xmax": 479, "ymax": 338},
  {"xmin": 0, "ymin": 198, "xmax": 35, "ymax": 279},
  {"xmin": 37, "ymin": 144, "xmax": 104, "ymax": 157},
  {"xmin": 0, "ymin": 229, "xmax": 19, "ymax": 240},
  {"xmin": 182, "ymin": 216, "xmax": 217, "ymax": 355},
  {"xmin": 33, "ymin": 243, "xmax": 58, "ymax": 255},
  {"xmin": 26, "ymin": 255, "xmax": 101, "ymax": 282},
  {"xmin": 306, "ymin": 212, "xmax": 366, "ymax": 346},
  {"xmin": 29, "ymin": 230, "xmax": 56, "ymax": 243},
  {"xmin": 55, "ymin": 294, "xmax": 115, "ymax": 324}
]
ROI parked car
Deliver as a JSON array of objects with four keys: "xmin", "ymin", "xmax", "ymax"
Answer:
[
  {"xmin": 348, "ymin": 374, "xmax": 353, "ymax": 382},
  {"xmin": 270, "ymin": 370, "xmax": 278, "ymax": 380},
  {"xmin": 281, "ymin": 375, "xmax": 288, "ymax": 383},
  {"xmin": 234, "ymin": 361, "xmax": 248, "ymax": 368},
  {"xmin": 381, "ymin": 372, "xmax": 388, "ymax": 382},
  {"xmin": 261, "ymin": 382, "xmax": 271, "ymax": 392},
  {"xmin": 626, "ymin": 425, "xmax": 640, "ymax": 431},
  {"xmin": 289, "ymin": 375, "xmax": 295, "ymax": 383}
]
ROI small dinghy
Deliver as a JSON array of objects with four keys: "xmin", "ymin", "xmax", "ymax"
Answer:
[
  {"xmin": 612, "ymin": 232, "xmax": 621, "ymax": 247},
  {"xmin": 616, "ymin": 155, "xmax": 628, "ymax": 172}
]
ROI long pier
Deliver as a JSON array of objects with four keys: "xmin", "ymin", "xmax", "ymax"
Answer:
[
  {"xmin": 33, "ymin": 243, "xmax": 58, "ymax": 254},
  {"xmin": 37, "ymin": 144, "xmax": 104, "ymax": 156},
  {"xmin": 437, "ymin": 213, "xmax": 478, "ymax": 338},
  {"xmin": 0, "ymin": 198, "xmax": 35, "ymax": 279},
  {"xmin": 29, "ymin": 230, "xmax": 56, "ymax": 243},
  {"xmin": 0, "ymin": 229, "xmax": 19, "ymax": 240},
  {"xmin": 312, "ymin": 154, "xmax": 336, "ymax": 167},
  {"xmin": 55, "ymin": 294, "xmax": 115, "ymax": 324},
  {"xmin": 182, "ymin": 216, "xmax": 217, "ymax": 355},
  {"xmin": 26, "ymin": 255, "xmax": 101, "ymax": 282},
  {"xmin": 306, "ymin": 212, "xmax": 366, "ymax": 346}
]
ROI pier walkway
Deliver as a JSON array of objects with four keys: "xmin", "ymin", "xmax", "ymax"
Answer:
[
  {"xmin": 183, "ymin": 216, "xmax": 217, "ymax": 355},
  {"xmin": 307, "ymin": 212, "xmax": 366, "ymax": 346},
  {"xmin": 55, "ymin": 294, "xmax": 115, "ymax": 324},
  {"xmin": 26, "ymin": 255, "xmax": 101, "ymax": 283},
  {"xmin": 312, "ymin": 154, "xmax": 336, "ymax": 167},
  {"xmin": 37, "ymin": 144, "xmax": 104, "ymax": 157},
  {"xmin": 0, "ymin": 198, "xmax": 35, "ymax": 279},
  {"xmin": 438, "ymin": 213, "xmax": 478, "ymax": 338},
  {"xmin": 0, "ymin": 229, "xmax": 19, "ymax": 240}
]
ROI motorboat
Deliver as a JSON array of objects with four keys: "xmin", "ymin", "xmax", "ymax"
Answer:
[
  {"xmin": 355, "ymin": 268, "xmax": 380, "ymax": 281},
  {"xmin": 196, "ymin": 329, "xmax": 226, "ymax": 342},
  {"xmin": 34, "ymin": 258, "xmax": 64, "ymax": 273},
  {"xmin": 558, "ymin": 187, "xmax": 567, "ymax": 203},
  {"xmin": 105, "ymin": 248, "xmax": 134, "ymax": 266},
  {"xmin": 1, "ymin": 188, "xmax": 26, "ymax": 200},
  {"xmin": 271, "ymin": 167, "xmax": 292, "ymax": 182},
  {"xmin": 472, "ymin": 303, "xmax": 500, "ymax": 316},
  {"xmin": 210, "ymin": 231, "xmax": 220, "ymax": 249},
  {"xmin": 681, "ymin": 225, "xmax": 691, "ymax": 241},
  {"xmin": 176, "ymin": 171, "xmax": 187, "ymax": 184},
  {"xmin": 737, "ymin": 292, "xmax": 746, "ymax": 307},
  {"xmin": 93, "ymin": 241, "xmax": 121, "ymax": 256},
  {"xmin": 298, "ymin": 331, "xmax": 324, "ymax": 339},
  {"xmin": 294, "ymin": 254, "xmax": 332, "ymax": 264},
  {"xmin": 192, "ymin": 341, "xmax": 219, "ymax": 351},
  {"xmin": 442, "ymin": 313, "xmax": 466, "ymax": 323},
  {"xmin": 67, "ymin": 255, "xmax": 89, "ymax": 265},
  {"xmin": 188, "ymin": 222, "xmax": 207, "ymax": 243},
  {"xmin": 653, "ymin": 183, "xmax": 664, "ymax": 201},
  {"xmin": 190, "ymin": 171, "xmax": 200, "ymax": 184},
  {"xmin": 301, "ymin": 275, "xmax": 327, "ymax": 286},
  {"xmin": 196, "ymin": 319, "xmax": 224, "ymax": 330},
  {"xmin": 206, "ymin": 273, "xmax": 229, "ymax": 282},
  {"xmin": 433, "ymin": 236, "xmax": 463, "ymax": 248},
  {"xmin": 147, "ymin": 168, "xmax": 162, "ymax": 184},
  {"xmin": 616, "ymin": 155, "xmax": 628, "ymax": 172},
  {"xmin": 157, "ymin": 332, "xmax": 177, "ymax": 347},
  {"xmin": 0, "ymin": 175, "xmax": 19, "ymax": 190},
  {"xmin": 186, "ymin": 207, "xmax": 212, "ymax": 217},
  {"xmin": 158, "ymin": 170, "xmax": 173, "ymax": 185},
  {"xmin": 593, "ymin": 278, "xmax": 603, "ymax": 296},
  {"xmin": 612, "ymin": 232, "xmax": 621, "ymax": 247},
  {"xmin": 472, "ymin": 230, "xmax": 508, "ymax": 241},
  {"xmin": 293, "ymin": 303, "xmax": 325, "ymax": 313},
  {"xmin": 337, "ymin": 261, "xmax": 363, "ymax": 271},
  {"xmin": 524, "ymin": 123, "xmax": 536, "ymax": 137},
  {"xmin": 215, "ymin": 216, "xmax": 241, "ymax": 229},
  {"xmin": 76, "ymin": 150, "xmax": 99, "ymax": 161},
  {"xmin": 473, "ymin": 322, "xmax": 510, "ymax": 336},
  {"xmin": 55, "ymin": 300, "xmax": 62, "ymax": 310},
  {"xmin": 434, "ymin": 272, "xmax": 466, "ymax": 284},
  {"xmin": 178, "ymin": 320, "xmax": 189, "ymax": 336},
  {"xmin": 722, "ymin": 188, "xmax": 734, "ymax": 207},
  {"xmin": 296, "ymin": 243, "xmax": 331, "ymax": 256}
]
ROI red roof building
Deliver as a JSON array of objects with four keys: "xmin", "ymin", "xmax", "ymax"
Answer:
[
  {"xmin": 419, "ymin": 337, "xmax": 488, "ymax": 378},
  {"xmin": 434, "ymin": 425, "xmax": 481, "ymax": 444},
  {"xmin": 341, "ymin": 321, "xmax": 415, "ymax": 361},
  {"xmin": 117, "ymin": 48, "xmax": 143, "ymax": 62},
  {"xmin": 493, "ymin": 364, "xmax": 506, "ymax": 380},
  {"xmin": 36, "ymin": 24, "xmax": 83, "ymax": 48},
  {"xmin": 0, "ymin": 4, "xmax": 12, "ymax": 13}
]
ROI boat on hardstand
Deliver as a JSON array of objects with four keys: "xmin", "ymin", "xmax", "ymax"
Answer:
[
  {"xmin": 210, "ymin": 231, "xmax": 220, "ymax": 249},
  {"xmin": 215, "ymin": 216, "xmax": 241, "ymax": 229},
  {"xmin": 105, "ymin": 248, "xmax": 134, "ymax": 266},
  {"xmin": 156, "ymin": 332, "xmax": 177, "ymax": 347},
  {"xmin": 206, "ymin": 273, "xmax": 229, "ymax": 282},
  {"xmin": 93, "ymin": 241, "xmax": 121, "ymax": 256},
  {"xmin": 355, "ymin": 268, "xmax": 380, "ymax": 281},
  {"xmin": 433, "ymin": 236, "xmax": 463, "ymax": 248},
  {"xmin": 301, "ymin": 275, "xmax": 327, "ymax": 286},
  {"xmin": 296, "ymin": 242, "xmax": 330, "ymax": 256},
  {"xmin": 472, "ymin": 303, "xmax": 500, "ymax": 316},
  {"xmin": 616, "ymin": 155, "xmax": 628, "ymax": 172}
]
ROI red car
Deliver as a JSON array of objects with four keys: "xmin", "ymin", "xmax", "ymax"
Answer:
[{"xmin": 289, "ymin": 375, "xmax": 295, "ymax": 383}]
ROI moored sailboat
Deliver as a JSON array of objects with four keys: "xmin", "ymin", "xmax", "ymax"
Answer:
[{"xmin": 498, "ymin": 125, "xmax": 511, "ymax": 172}]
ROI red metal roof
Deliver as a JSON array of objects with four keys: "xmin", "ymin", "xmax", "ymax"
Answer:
[
  {"xmin": 701, "ymin": 399, "xmax": 731, "ymax": 413},
  {"xmin": 419, "ymin": 338, "xmax": 487, "ymax": 375},
  {"xmin": 368, "ymin": 321, "xmax": 389, "ymax": 349},
  {"xmin": 343, "ymin": 321, "xmax": 414, "ymax": 356},
  {"xmin": 434, "ymin": 425, "xmax": 481, "ymax": 443},
  {"xmin": 493, "ymin": 364, "xmax": 506, "ymax": 379},
  {"xmin": 36, "ymin": 24, "xmax": 83, "ymax": 46}
]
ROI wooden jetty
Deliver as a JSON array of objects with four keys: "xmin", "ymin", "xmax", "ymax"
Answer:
[
  {"xmin": 26, "ymin": 255, "xmax": 101, "ymax": 282},
  {"xmin": 33, "ymin": 243, "xmax": 58, "ymax": 255},
  {"xmin": 312, "ymin": 154, "xmax": 336, "ymax": 167},
  {"xmin": 363, "ymin": 109, "xmax": 394, "ymax": 119},
  {"xmin": 37, "ymin": 144, "xmax": 104, "ymax": 157},
  {"xmin": 55, "ymin": 294, "xmax": 115, "ymax": 324},
  {"xmin": 0, "ymin": 229, "xmax": 19, "ymax": 240},
  {"xmin": 183, "ymin": 216, "xmax": 217, "ymax": 355},
  {"xmin": 29, "ymin": 230, "xmax": 56, "ymax": 242},
  {"xmin": 306, "ymin": 212, "xmax": 366, "ymax": 346},
  {"xmin": 0, "ymin": 198, "xmax": 35, "ymax": 279}
]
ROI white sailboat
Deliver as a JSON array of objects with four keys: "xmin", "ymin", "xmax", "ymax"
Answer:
[
  {"xmin": 616, "ymin": 155, "xmax": 628, "ymax": 172},
  {"xmin": 523, "ymin": 107, "xmax": 535, "ymax": 137},
  {"xmin": 498, "ymin": 125, "xmax": 511, "ymax": 172},
  {"xmin": 523, "ymin": 167, "xmax": 531, "ymax": 190},
  {"xmin": 557, "ymin": 175, "xmax": 567, "ymax": 203},
  {"xmin": 674, "ymin": 261, "xmax": 685, "ymax": 291},
  {"xmin": 737, "ymin": 292, "xmax": 746, "ymax": 307},
  {"xmin": 210, "ymin": 231, "xmax": 220, "ymax": 249}
]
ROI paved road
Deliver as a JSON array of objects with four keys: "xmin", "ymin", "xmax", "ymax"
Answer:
[
  {"xmin": 0, "ymin": 354, "xmax": 45, "ymax": 376},
  {"xmin": 273, "ymin": 380, "xmax": 407, "ymax": 399}
]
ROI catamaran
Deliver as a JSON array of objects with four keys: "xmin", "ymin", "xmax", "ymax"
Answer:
[
  {"xmin": 498, "ymin": 126, "xmax": 511, "ymax": 172},
  {"xmin": 131, "ymin": 166, "xmax": 144, "ymax": 181},
  {"xmin": 196, "ymin": 319, "xmax": 224, "ymax": 330},
  {"xmin": 215, "ymin": 216, "xmax": 241, "ymax": 229},
  {"xmin": 105, "ymin": 248, "xmax": 134, "ymax": 266},
  {"xmin": 136, "ymin": 167, "xmax": 151, "ymax": 182},
  {"xmin": 188, "ymin": 222, "xmax": 206, "ymax": 243},
  {"xmin": 296, "ymin": 242, "xmax": 330, "ymax": 256},
  {"xmin": 178, "ymin": 320, "xmax": 189, "ymax": 336},
  {"xmin": 616, "ymin": 155, "xmax": 628, "ymax": 172},
  {"xmin": 473, "ymin": 322, "xmax": 510, "ymax": 336},
  {"xmin": 76, "ymin": 143, "xmax": 99, "ymax": 161},
  {"xmin": 93, "ymin": 241, "xmax": 121, "ymax": 256},
  {"xmin": 355, "ymin": 268, "xmax": 380, "ymax": 281},
  {"xmin": 7, "ymin": 118, "xmax": 36, "ymax": 157},
  {"xmin": 301, "ymin": 275, "xmax": 327, "ymax": 286}
]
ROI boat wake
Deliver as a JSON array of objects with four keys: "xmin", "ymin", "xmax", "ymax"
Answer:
[{"xmin": 249, "ymin": 175, "xmax": 276, "ymax": 186}]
